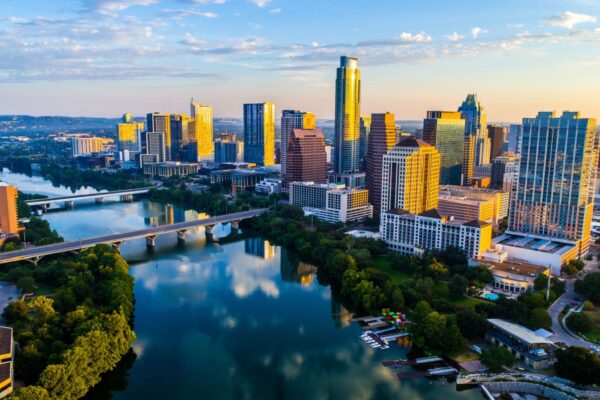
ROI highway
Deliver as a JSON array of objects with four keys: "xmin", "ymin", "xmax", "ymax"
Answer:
[
  {"xmin": 25, "ymin": 187, "xmax": 155, "ymax": 206},
  {"xmin": 0, "ymin": 209, "xmax": 268, "ymax": 265}
]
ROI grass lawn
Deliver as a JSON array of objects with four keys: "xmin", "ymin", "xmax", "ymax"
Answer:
[
  {"xmin": 373, "ymin": 256, "xmax": 411, "ymax": 285},
  {"xmin": 433, "ymin": 283, "xmax": 485, "ymax": 309},
  {"xmin": 33, "ymin": 283, "xmax": 54, "ymax": 296},
  {"xmin": 448, "ymin": 346, "xmax": 480, "ymax": 363}
]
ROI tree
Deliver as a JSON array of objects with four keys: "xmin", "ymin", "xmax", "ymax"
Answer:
[
  {"xmin": 567, "ymin": 313, "xmax": 593, "ymax": 334},
  {"xmin": 528, "ymin": 308, "xmax": 552, "ymax": 330},
  {"xmin": 562, "ymin": 263, "xmax": 580, "ymax": 277},
  {"xmin": 449, "ymin": 275, "xmax": 469, "ymax": 297},
  {"xmin": 10, "ymin": 386, "xmax": 51, "ymax": 400},
  {"xmin": 555, "ymin": 347, "xmax": 600, "ymax": 385},
  {"xmin": 456, "ymin": 309, "xmax": 488, "ymax": 339},
  {"xmin": 410, "ymin": 301, "xmax": 464, "ymax": 354},
  {"xmin": 426, "ymin": 261, "xmax": 449, "ymax": 282},
  {"xmin": 16, "ymin": 276, "xmax": 36, "ymax": 293},
  {"xmin": 481, "ymin": 346, "xmax": 516, "ymax": 372},
  {"xmin": 575, "ymin": 273, "xmax": 600, "ymax": 305}
]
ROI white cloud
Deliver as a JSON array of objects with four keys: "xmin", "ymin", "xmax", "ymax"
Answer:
[
  {"xmin": 547, "ymin": 11, "xmax": 597, "ymax": 29},
  {"xmin": 269, "ymin": 7, "xmax": 281, "ymax": 14},
  {"xmin": 398, "ymin": 31, "xmax": 432, "ymax": 43},
  {"xmin": 445, "ymin": 32, "xmax": 463, "ymax": 42},
  {"xmin": 471, "ymin": 26, "xmax": 487, "ymax": 39},
  {"xmin": 82, "ymin": 0, "xmax": 157, "ymax": 14},
  {"xmin": 248, "ymin": 0, "xmax": 272, "ymax": 7}
]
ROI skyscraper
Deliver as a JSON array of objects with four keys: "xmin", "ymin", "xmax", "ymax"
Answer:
[
  {"xmin": 487, "ymin": 124, "xmax": 508, "ymax": 160},
  {"xmin": 190, "ymin": 99, "xmax": 214, "ymax": 161},
  {"xmin": 458, "ymin": 94, "xmax": 489, "ymax": 166},
  {"xmin": 146, "ymin": 113, "xmax": 171, "ymax": 159},
  {"xmin": 380, "ymin": 137, "xmax": 440, "ymax": 214},
  {"xmin": 0, "ymin": 183, "xmax": 19, "ymax": 237},
  {"xmin": 422, "ymin": 111, "xmax": 466, "ymax": 185},
  {"xmin": 334, "ymin": 56, "xmax": 361, "ymax": 173},
  {"xmin": 116, "ymin": 113, "xmax": 144, "ymax": 152},
  {"xmin": 146, "ymin": 132, "xmax": 167, "ymax": 162},
  {"xmin": 285, "ymin": 128, "xmax": 327, "ymax": 188},
  {"xmin": 169, "ymin": 114, "xmax": 190, "ymax": 161},
  {"xmin": 508, "ymin": 111, "xmax": 597, "ymax": 257},
  {"xmin": 281, "ymin": 110, "xmax": 316, "ymax": 176},
  {"xmin": 359, "ymin": 115, "xmax": 372, "ymax": 169},
  {"xmin": 507, "ymin": 124, "xmax": 522, "ymax": 154},
  {"xmin": 243, "ymin": 102, "xmax": 275, "ymax": 166},
  {"xmin": 462, "ymin": 133, "xmax": 476, "ymax": 186},
  {"xmin": 214, "ymin": 133, "xmax": 243, "ymax": 163},
  {"xmin": 365, "ymin": 112, "xmax": 396, "ymax": 214}
]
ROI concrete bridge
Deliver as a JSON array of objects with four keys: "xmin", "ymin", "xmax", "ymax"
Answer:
[
  {"xmin": 26, "ymin": 187, "xmax": 155, "ymax": 210},
  {"xmin": 0, "ymin": 209, "xmax": 268, "ymax": 265}
]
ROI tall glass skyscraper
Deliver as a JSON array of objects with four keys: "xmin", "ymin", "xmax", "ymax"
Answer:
[
  {"xmin": 281, "ymin": 110, "xmax": 315, "ymax": 176},
  {"xmin": 508, "ymin": 111, "xmax": 598, "ymax": 253},
  {"xmin": 190, "ymin": 99, "xmax": 214, "ymax": 161},
  {"xmin": 458, "ymin": 94, "xmax": 489, "ymax": 167},
  {"xmin": 243, "ymin": 102, "xmax": 275, "ymax": 166},
  {"xmin": 365, "ymin": 112, "xmax": 396, "ymax": 214},
  {"xmin": 334, "ymin": 56, "xmax": 361, "ymax": 174},
  {"xmin": 422, "ymin": 111, "xmax": 465, "ymax": 185}
]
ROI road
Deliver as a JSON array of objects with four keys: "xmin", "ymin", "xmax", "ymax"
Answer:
[
  {"xmin": 0, "ymin": 209, "xmax": 268, "ymax": 264},
  {"xmin": 548, "ymin": 257, "xmax": 599, "ymax": 349}
]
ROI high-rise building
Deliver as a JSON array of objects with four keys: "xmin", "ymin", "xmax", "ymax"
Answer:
[
  {"xmin": 380, "ymin": 137, "xmax": 440, "ymax": 214},
  {"xmin": 71, "ymin": 137, "xmax": 111, "ymax": 157},
  {"xmin": 243, "ymin": 102, "xmax": 275, "ymax": 166},
  {"xmin": 281, "ymin": 110, "xmax": 316, "ymax": 176},
  {"xmin": 490, "ymin": 153, "xmax": 519, "ymax": 188},
  {"xmin": 462, "ymin": 133, "xmax": 476, "ymax": 186},
  {"xmin": 146, "ymin": 132, "xmax": 167, "ymax": 163},
  {"xmin": 494, "ymin": 111, "xmax": 598, "ymax": 273},
  {"xmin": 422, "ymin": 111, "xmax": 465, "ymax": 185},
  {"xmin": 334, "ymin": 56, "xmax": 361, "ymax": 174},
  {"xmin": 458, "ymin": 94, "xmax": 489, "ymax": 166},
  {"xmin": 507, "ymin": 124, "xmax": 522, "ymax": 154},
  {"xmin": 146, "ymin": 113, "xmax": 171, "ymax": 159},
  {"xmin": 359, "ymin": 115, "xmax": 372, "ymax": 169},
  {"xmin": 365, "ymin": 112, "xmax": 396, "ymax": 214},
  {"xmin": 285, "ymin": 128, "xmax": 327, "ymax": 188},
  {"xmin": 214, "ymin": 133, "xmax": 243, "ymax": 163},
  {"xmin": 0, "ymin": 183, "xmax": 19, "ymax": 238},
  {"xmin": 488, "ymin": 124, "xmax": 508, "ymax": 160},
  {"xmin": 169, "ymin": 114, "xmax": 190, "ymax": 161},
  {"xmin": 190, "ymin": 100, "xmax": 214, "ymax": 161},
  {"xmin": 116, "ymin": 114, "xmax": 144, "ymax": 152}
]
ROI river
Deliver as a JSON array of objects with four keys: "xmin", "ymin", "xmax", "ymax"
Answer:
[{"xmin": 0, "ymin": 168, "xmax": 483, "ymax": 400}]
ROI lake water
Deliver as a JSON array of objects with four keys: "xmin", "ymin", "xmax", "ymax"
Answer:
[{"xmin": 0, "ymin": 169, "xmax": 482, "ymax": 400}]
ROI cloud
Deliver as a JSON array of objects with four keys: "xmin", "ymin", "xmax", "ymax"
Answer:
[
  {"xmin": 471, "ymin": 27, "xmax": 487, "ymax": 39},
  {"xmin": 164, "ymin": 9, "xmax": 218, "ymax": 18},
  {"xmin": 248, "ymin": 0, "xmax": 272, "ymax": 7},
  {"xmin": 445, "ymin": 32, "xmax": 463, "ymax": 42},
  {"xmin": 81, "ymin": 0, "xmax": 157, "ymax": 14},
  {"xmin": 398, "ymin": 31, "xmax": 432, "ymax": 43},
  {"xmin": 269, "ymin": 7, "xmax": 281, "ymax": 14},
  {"xmin": 546, "ymin": 11, "xmax": 597, "ymax": 29}
]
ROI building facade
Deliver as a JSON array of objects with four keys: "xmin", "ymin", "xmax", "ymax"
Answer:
[
  {"xmin": 142, "ymin": 161, "xmax": 199, "ymax": 178},
  {"xmin": 169, "ymin": 114, "xmax": 190, "ymax": 161},
  {"xmin": 359, "ymin": 115, "xmax": 372, "ymax": 169},
  {"xmin": 422, "ymin": 111, "xmax": 466, "ymax": 185},
  {"xmin": 116, "ymin": 114, "xmax": 144, "ymax": 152},
  {"xmin": 462, "ymin": 133, "xmax": 476, "ymax": 186},
  {"xmin": 458, "ymin": 94, "xmax": 489, "ymax": 167},
  {"xmin": 0, "ymin": 184, "xmax": 19, "ymax": 240},
  {"xmin": 334, "ymin": 56, "xmax": 361, "ymax": 174},
  {"xmin": 214, "ymin": 133, "xmax": 243, "ymax": 163},
  {"xmin": 491, "ymin": 153, "xmax": 519, "ymax": 189},
  {"xmin": 71, "ymin": 137, "xmax": 111, "ymax": 157},
  {"xmin": 380, "ymin": 137, "xmax": 440, "ymax": 215},
  {"xmin": 243, "ymin": 102, "xmax": 275, "ymax": 166},
  {"xmin": 145, "ymin": 132, "xmax": 167, "ymax": 163},
  {"xmin": 190, "ymin": 100, "xmax": 214, "ymax": 161},
  {"xmin": 488, "ymin": 124, "xmax": 508, "ymax": 160},
  {"xmin": 365, "ymin": 112, "xmax": 396, "ymax": 214},
  {"xmin": 146, "ymin": 113, "xmax": 171, "ymax": 159},
  {"xmin": 280, "ymin": 110, "xmax": 316, "ymax": 176},
  {"xmin": 439, "ymin": 185, "xmax": 510, "ymax": 224},
  {"xmin": 285, "ymin": 128, "xmax": 327, "ymax": 188}
]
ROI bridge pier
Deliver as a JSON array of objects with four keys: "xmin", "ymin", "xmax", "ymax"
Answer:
[
  {"xmin": 121, "ymin": 194, "xmax": 133, "ymax": 202},
  {"xmin": 64, "ymin": 201, "xmax": 74, "ymax": 208},
  {"xmin": 41, "ymin": 204, "xmax": 48, "ymax": 213},
  {"xmin": 146, "ymin": 235, "xmax": 157, "ymax": 248},
  {"xmin": 177, "ymin": 230, "xmax": 187, "ymax": 242},
  {"xmin": 111, "ymin": 241, "xmax": 123, "ymax": 251},
  {"xmin": 230, "ymin": 220, "xmax": 240, "ymax": 234},
  {"xmin": 25, "ymin": 256, "xmax": 43, "ymax": 267},
  {"xmin": 95, "ymin": 197, "xmax": 104, "ymax": 204},
  {"xmin": 205, "ymin": 224, "xmax": 217, "ymax": 242}
]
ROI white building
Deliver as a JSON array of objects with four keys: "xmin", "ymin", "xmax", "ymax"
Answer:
[
  {"xmin": 71, "ymin": 137, "xmax": 112, "ymax": 157},
  {"xmin": 255, "ymin": 178, "xmax": 282, "ymax": 195},
  {"xmin": 290, "ymin": 181, "xmax": 373, "ymax": 224}
]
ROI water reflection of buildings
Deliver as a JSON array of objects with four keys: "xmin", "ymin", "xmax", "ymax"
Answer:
[
  {"xmin": 331, "ymin": 296, "xmax": 353, "ymax": 328},
  {"xmin": 280, "ymin": 249, "xmax": 318, "ymax": 286},
  {"xmin": 145, "ymin": 203, "xmax": 208, "ymax": 228},
  {"xmin": 244, "ymin": 237, "xmax": 275, "ymax": 260}
]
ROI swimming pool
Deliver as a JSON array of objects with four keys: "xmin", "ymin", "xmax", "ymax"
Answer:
[{"xmin": 483, "ymin": 293, "xmax": 500, "ymax": 301}]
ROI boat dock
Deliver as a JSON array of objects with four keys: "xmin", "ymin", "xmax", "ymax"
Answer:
[
  {"xmin": 382, "ymin": 355, "xmax": 443, "ymax": 368},
  {"xmin": 393, "ymin": 367, "xmax": 459, "ymax": 379},
  {"xmin": 383, "ymin": 355, "xmax": 460, "ymax": 380}
]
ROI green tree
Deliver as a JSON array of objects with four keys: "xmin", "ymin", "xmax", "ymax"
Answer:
[
  {"xmin": 10, "ymin": 386, "xmax": 51, "ymax": 400},
  {"xmin": 567, "ymin": 313, "xmax": 593, "ymax": 333},
  {"xmin": 555, "ymin": 347, "xmax": 600, "ymax": 385},
  {"xmin": 426, "ymin": 261, "xmax": 449, "ymax": 282},
  {"xmin": 448, "ymin": 275, "xmax": 469, "ymax": 297},
  {"xmin": 16, "ymin": 276, "xmax": 36, "ymax": 293},
  {"xmin": 481, "ymin": 346, "xmax": 516, "ymax": 372},
  {"xmin": 456, "ymin": 309, "xmax": 488, "ymax": 339},
  {"xmin": 575, "ymin": 273, "xmax": 600, "ymax": 305}
]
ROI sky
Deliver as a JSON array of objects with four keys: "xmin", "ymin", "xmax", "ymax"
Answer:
[{"xmin": 1, "ymin": 0, "xmax": 600, "ymax": 122}]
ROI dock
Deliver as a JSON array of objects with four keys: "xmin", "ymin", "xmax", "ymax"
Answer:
[{"xmin": 415, "ymin": 356, "xmax": 443, "ymax": 365}]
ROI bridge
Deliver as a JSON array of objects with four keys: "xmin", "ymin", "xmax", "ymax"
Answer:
[
  {"xmin": 0, "ymin": 209, "xmax": 268, "ymax": 265},
  {"xmin": 26, "ymin": 187, "xmax": 155, "ymax": 210}
]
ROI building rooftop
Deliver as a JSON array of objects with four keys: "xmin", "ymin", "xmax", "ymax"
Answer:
[
  {"xmin": 419, "ymin": 209, "xmax": 443, "ymax": 219},
  {"xmin": 292, "ymin": 128, "xmax": 324, "ymax": 138},
  {"xmin": 463, "ymin": 219, "xmax": 491, "ymax": 228},
  {"xmin": 488, "ymin": 319, "xmax": 554, "ymax": 346},
  {"xmin": 494, "ymin": 232, "xmax": 575, "ymax": 255},
  {"xmin": 397, "ymin": 136, "xmax": 432, "ymax": 148},
  {"xmin": 0, "ymin": 327, "xmax": 12, "ymax": 359},
  {"xmin": 486, "ymin": 260, "xmax": 549, "ymax": 277}
]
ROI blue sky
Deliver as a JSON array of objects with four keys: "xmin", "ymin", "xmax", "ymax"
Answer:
[{"xmin": 1, "ymin": 0, "xmax": 600, "ymax": 121}]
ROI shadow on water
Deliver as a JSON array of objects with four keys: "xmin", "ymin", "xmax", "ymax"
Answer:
[{"xmin": 83, "ymin": 350, "xmax": 138, "ymax": 400}]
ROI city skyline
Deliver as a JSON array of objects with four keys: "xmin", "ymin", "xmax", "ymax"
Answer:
[{"xmin": 1, "ymin": 1, "xmax": 600, "ymax": 121}]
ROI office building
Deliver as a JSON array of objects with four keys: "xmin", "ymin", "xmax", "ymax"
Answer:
[
  {"xmin": 507, "ymin": 124, "xmax": 522, "ymax": 154},
  {"xmin": 439, "ymin": 185, "xmax": 510, "ymax": 224},
  {"xmin": 0, "ymin": 184, "xmax": 19, "ymax": 243},
  {"xmin": 473, "ymin": 163, "xmax": 492, "ymax": 179},
  {"xmin": 491, "ymin": 153, "xmax": 519, "ymax": 188},
  {"xmin": 459, "ymin": 94, "xmax": 489, "ymax": 166},
  {"xmin": 290, "ymin": 181, "xmax": 373, "ymax": 224},
  {"xmin": 462, "ymin": 133, "xmax": 476, "ymax": 186},
  {"xmin": 365, "ymin": 112, "xmax": 396, "ymax": 214},
  {"xmin": 437, "ymin": 195, "xmax": 495, "ymax": 225},
  {"xmin": 380, "ymin": 137, "xmax": 440, "ymax": 214},
  {"xmin": 116, "ymin": 114, "xmax": 144, "ymax": 152},
  {"xmin": 190, "ymin": 100, "xmax": 214, "ymax": 161},
  {"xmin": 244, "ymin": 102, "xmax": 275, "ymax": 166},
  {"xmin": 488, "ymin": 124, "xmax": 508, "ymax": 160},
  {"xmin": 359, "ymin": 115, "xmax": 372, "ymax": 168},
  {"xmin": 334, "ymin": 56, "xmax": 361, "ymax": 174},
  {"xmin": 496, "ymin": 111, "xmax": 598, "ymax": 274},
  {"xmin": 285, "ymin": 128, "xmax": 327, "ymax": 188},
  {"xmin": 483, "ymin": 260, "xmax": 549, "ymax": 294},
  {"xmin": 146, "ymin": 113, "xmax": 171, "ymax": 158},
  {"xmin": 142, "ymin": 161, "xmax": 199, "ymax": 178},
  {"xmin": 169, "ymin": 114, "xmax": 191, "ymax": 161},
  {"xmin": 255, "ymin": 178, "xmax": 283, "ymax": 195},
  {"xmin": 71, "ymin": 137, "xmax": 111, "ymax": 157},
  {"xmin": 281, "ymin": 110, "xmax": 316, "ymax": 176},
  {"xmin": 214, "ymin": 133, "xmax": 243, "ymax": 163},
  {"xmin": 145, "ymin": 132, "xmax": 167, "ymax": 163},
  {"xmin": 209, "ymin": 166, "xmax": 279, "ymax": 191},
  {"xmin": 422, "ymin": 111, "xmax": 466, "ymax": 185},
  {"xmin": 380, "ymin": 208, "xmax": 492, "ymax": 259}
]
